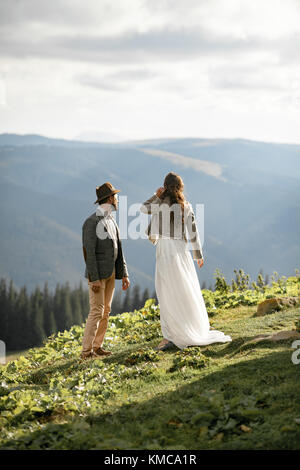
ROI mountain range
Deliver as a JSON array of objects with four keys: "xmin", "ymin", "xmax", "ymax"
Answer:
[{"xmin": 0, "ymin": 132, "xmax": 299, "ymax": 293}]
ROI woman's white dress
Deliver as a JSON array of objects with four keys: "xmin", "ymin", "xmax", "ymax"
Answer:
[{"xmin": 155, "ymin": 238, "xmax": 232, "ymax": 349}]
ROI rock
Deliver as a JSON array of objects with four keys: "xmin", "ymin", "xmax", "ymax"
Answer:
[
  {"xmin": 266, "ymin": 330, "xmax": 300, "ymax": 341},
  {"xmin": 247, "ymin": 330, "xmax": 300, "ymax": 344},
  {"xmin": 256, "ymin": 296, "xmax": 300, "ymax": 316},
  {"xmin": 246, "ymin": 334, "xmax": 270, "ymax": 343}
]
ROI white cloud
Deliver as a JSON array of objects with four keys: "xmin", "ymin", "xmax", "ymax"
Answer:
[
  {"xmin": 0, "ymin": 0, "xmax": 300, "ymax": 144},
  {"xmin": 0, "ymin": 78, "xmax": 7, "ymax": 106}
]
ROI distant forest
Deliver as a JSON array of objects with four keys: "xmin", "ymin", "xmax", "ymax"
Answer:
[{"xmin": 0, "ymin": 278, "xmax": 157, "ymax": 352}]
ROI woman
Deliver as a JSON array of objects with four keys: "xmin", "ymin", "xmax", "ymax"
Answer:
[{"xmin": 140, "ymin": 172, "xmax": 231, "ymax": 350}]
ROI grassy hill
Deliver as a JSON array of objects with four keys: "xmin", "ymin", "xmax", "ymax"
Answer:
[{"xmin": 0, "ymin": 272, "xmax": 300, "ymax": 450}]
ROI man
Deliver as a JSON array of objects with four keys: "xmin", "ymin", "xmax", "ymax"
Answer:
[{"xmin": 81, "ymin": 182, "xmax": 130, "ymax": 360}]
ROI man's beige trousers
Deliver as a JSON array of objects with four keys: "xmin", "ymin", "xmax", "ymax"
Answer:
[{"xmin": 82, "ymin": 269, "xmax": 115, "ymax": 353}]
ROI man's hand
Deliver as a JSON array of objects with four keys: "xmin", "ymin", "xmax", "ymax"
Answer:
[
  {"xmin": 156, "ymin": 187, "xmax": 165, "ymax": 198},
  {"xmin": 122, "ymin": 277, "xmax": 130, "ymax": 290},
  {"xmin": 90, "ymin": 279, "xmax": 104, "ymax": 293},
  {"xmin": 197, "ymin": 259, "xmax": 204, "ymax": 268}
]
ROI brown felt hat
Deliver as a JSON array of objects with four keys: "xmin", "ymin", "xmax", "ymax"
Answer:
[{"xmin": 94, "ymin": 182, "xmax": 121, "ymax": 204}]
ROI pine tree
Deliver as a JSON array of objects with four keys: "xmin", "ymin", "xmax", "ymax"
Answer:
[
  {"xmin": 43, "ymin": 281, "xmax": 57, "ymax": 337},
  {"xmin": 122, "ymin": 288, "xmax": 131, "ymax": 313},
  {"xmin": 59, "ymin": 283, "xmax": 73, "ymax": 331},
  {"xmin": 71, "ymin": 290, "xmax": 83, "ymax": 326},
  {"xmin": 46, "ymin": 310, "xmax": 57, "ymax": 337},
  {"xmin": 53, "ymin": 283, "xmax": 62, "ymax": 331},
  {"xmin": 30, "ymin": 287, "xmax": 46, "ymax": 347},
  {"xmin": 6, "ymin": 280, "xmax": 18, "ymax": 350},
  {"xmin": 111, "ymin": 288, "xmax": 122, "ymax": 315},
  {"xmin": 53, "ymin": 283, "xmax": 73, "ymax": 332},
  {"xmin": 141, "ymin": 288, "xmax": 150, "ymax": 307},
  {"xmin": 0, "ymin": 278, "xmax": 7, "ymax": 345},
  {"xmin": 78, "ymin": 281, "xmax": 89, "ymax": 321},
  {"xmin": 15, "ymin": 286, "xmax": 31, "ymax": 350},
  {"xmin": 132, "ymin": 285, "xmax": 141, "ymax": 311}
]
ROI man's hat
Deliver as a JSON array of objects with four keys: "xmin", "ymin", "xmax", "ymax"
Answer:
[{"xmin": 94, "ymin": 182, "xmax": 121, "ymax": 204}]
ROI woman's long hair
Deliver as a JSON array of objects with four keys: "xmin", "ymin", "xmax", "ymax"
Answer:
[{"xmin": 160, "ymin": 172, "xmax": 186, "ymax": 224}]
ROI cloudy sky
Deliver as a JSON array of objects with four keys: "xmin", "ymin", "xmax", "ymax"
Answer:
[{"xmin": 0, "ymin": 0, "xmax": 300, "ymax": 143}]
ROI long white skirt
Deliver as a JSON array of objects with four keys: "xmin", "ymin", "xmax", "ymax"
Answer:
[{"xmin": 155, "ymin": 238, "xmax": 232, "ymax": 349}]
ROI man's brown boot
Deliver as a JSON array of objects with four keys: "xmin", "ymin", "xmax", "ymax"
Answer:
[
  {"xmin": 94, "ymin": 347, "xmax": 112, "ymax": 357},
  {"xmin": 80, "ymin": 351, "xmax": 97, "ymax": 360}
]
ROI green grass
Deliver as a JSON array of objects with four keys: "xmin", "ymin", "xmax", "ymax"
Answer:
[{"xmin": 0, "ymin": 277, "xmax": 300, "ymax": 450}]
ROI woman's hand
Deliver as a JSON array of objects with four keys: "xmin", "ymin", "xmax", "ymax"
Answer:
[
  {"xmin": 197, "ymin": 259, "xmax": 204, "ymax": 268},
  {"xmin": 156, "ymin": 187, "xmax": 165, "ymax": 197}
]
